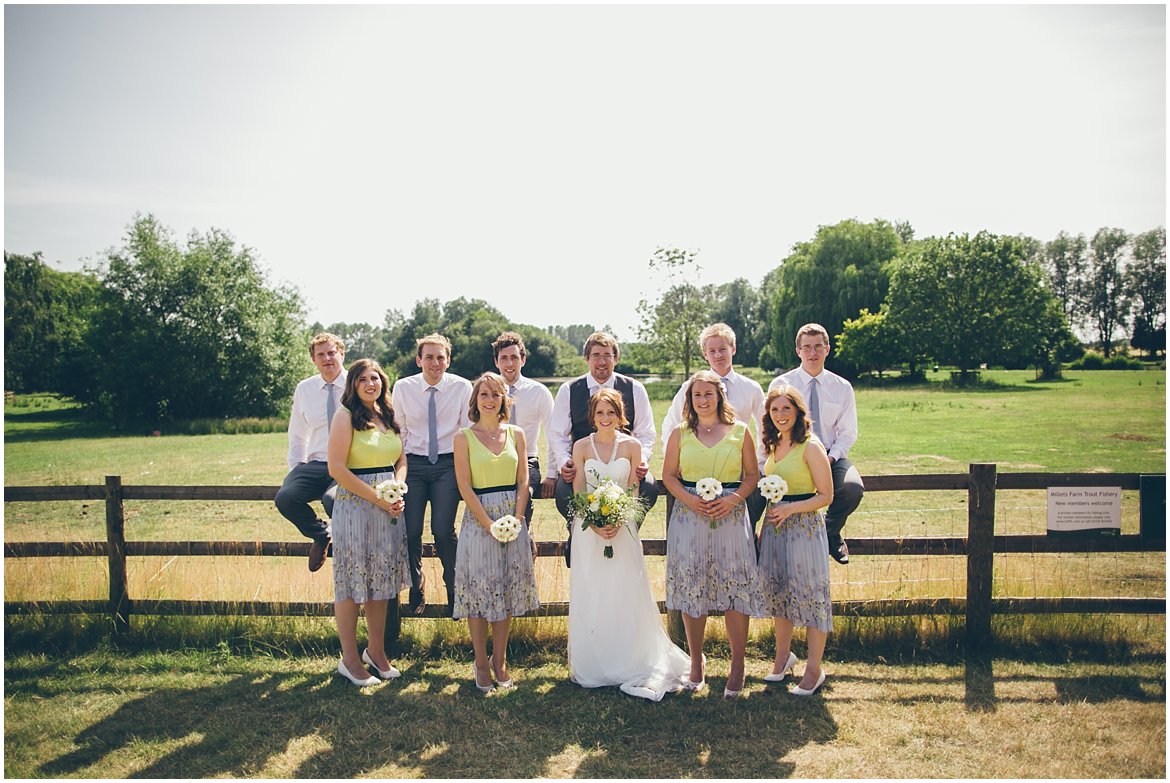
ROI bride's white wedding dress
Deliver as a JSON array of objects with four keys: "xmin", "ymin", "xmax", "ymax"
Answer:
[{"xmin": 568, "ymin": 435, "xmax": 692, "ymax": 701}]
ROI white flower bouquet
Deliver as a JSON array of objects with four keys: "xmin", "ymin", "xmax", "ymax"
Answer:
[
  {"xmin": 490, "ymin": 515, "xmax": 522, "ymax": 548},
  {"xmin": 758, "ymin": 474, "xmax": 789, "ymax": 535},
  {"xmin": 567, "ymin": 477, "xmax": 646, "ymax": 559},
  {"xmin": 694, "ymin": 477, "xmax": 724, "ymax": 529},
  {"xmin": 374, "ymin": 477, "xmax": 409, "ymax": 523}
]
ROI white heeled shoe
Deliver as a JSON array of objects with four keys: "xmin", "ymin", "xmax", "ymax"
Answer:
[
  {"xmin": 362, "ymin": 648, "xmax": 401, "ymax": 680},
  {"xmin": 337, "ymin": 658, "xmax": 379, "ymax": 687},
  {"xmin": 764, "ymin": 652, "xmax": 799, "ymax": 683},
  {"xmin": 472, "ymin": 664, "xmax": 495, "ymax": 693},
  {"xmin": 791, "ymin": 669, "xmax": 826, "ymax": 697}
]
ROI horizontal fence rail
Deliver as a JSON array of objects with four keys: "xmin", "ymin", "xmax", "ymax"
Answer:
[{"xmin": 4, "ymin": 466, "xmax": 1165, "ymax": 650}]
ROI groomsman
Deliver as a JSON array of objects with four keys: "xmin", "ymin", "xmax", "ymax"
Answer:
[
  {"xmin": 660, "ymin": 323, "xmax": 766, "ymax": 522},
  {"xmin": 391, "ymin": 333, "xmax": 473, "ymax": 615},
  {"xmin": 542, "ymin": 331, "xmax": 659, "ymax": 564},
  {"xmin": 492, "ymin": 331, "xmax": 554, "ymax": 524},
  {"xmin": 769, "ymin": 323, "xmax": 864, "ymax": 564},
  {"xmin": 275, "ymin": 333, "xmax": 347, "ymax": 572}
]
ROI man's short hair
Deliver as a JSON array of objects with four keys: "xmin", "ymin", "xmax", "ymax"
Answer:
[
  {"xmin": 583, "ymin": 331, "xmax": 620, "ymax": 360},
  {"xmin": 699, "ymin": 323, "xmax": 737, "ymax": 351},
  {"xmin": 310, "ymin": 332, "xmax": 345, "ymax": 357},
  {"xmin": 416, "ymin": 332, "xmax": 453, "ymax": 359},
  {"xmin": 492, "ymin": 331, "xmax": 527, "ymax": 360},
  {"xmin": 795, "ymin": 323, "xmax": 830, "ymax": 346}
]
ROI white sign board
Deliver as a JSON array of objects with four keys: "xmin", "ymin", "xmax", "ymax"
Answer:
[{"xmin": 1047, "ymin": 487, "xmax": 1122, "ymax": 534}]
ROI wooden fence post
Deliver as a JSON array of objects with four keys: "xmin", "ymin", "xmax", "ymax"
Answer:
[
  {"xmin": 105, "ymin": 475, "xmax": 130, "ymax": 634},
  {"xmin": 385, "ymin": 597, "xmax": 401, "ymax": 649},
  {"xmin": 966, "ymin": 463, "xmax": 996, "ymax": 650}
]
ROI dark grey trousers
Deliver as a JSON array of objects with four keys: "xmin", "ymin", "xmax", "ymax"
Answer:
[
  {"xmin": 403, "ymin": 453, "xmax": 461, "ymax": 600},
  {"xmin": 274, "ymin": 461, "xmax": 336, "ymax": 545}
]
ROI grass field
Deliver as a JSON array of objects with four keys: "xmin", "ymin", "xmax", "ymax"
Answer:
[{"xmin": 4, "ymin": 370, "xmax": 1166, "ymax": 778}]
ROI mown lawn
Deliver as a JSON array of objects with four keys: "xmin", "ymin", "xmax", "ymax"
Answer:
[{"xmin": 4, "ymin": 619, "xmax": 1165, "ymax": 779}]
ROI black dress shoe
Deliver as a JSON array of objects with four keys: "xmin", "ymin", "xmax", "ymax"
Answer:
[
  {"xmin": 408, "ymin": 591, "xmax": 425, "ymax": 615},
  {"xmin": 830, "ymin": 539, "xmax": 850, "ymax": 565},
  {"xmin": 308, "ymin": 540, "xmax": 329, "ymax": 572}
]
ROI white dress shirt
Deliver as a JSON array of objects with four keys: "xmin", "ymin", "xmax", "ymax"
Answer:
[
  {"xmin": 769, "ymin": 367, "xmax": 858, "ymax": 461},
  {"xmin": 391, "ymin": 371, "xmax": 473, "ymax": 457},
  {"xmin": 547, "ymin": 373, "xmax": 656, "ymax": 478},
  {"xmin": 660, "ymin": 369, "xmax": 765, "ymax": 449},
  {"xmin": 505, "ymin": 374, "xmax": 554, "ymax": 459},
  {"xmin": 287, "ymin": 370, "xmax": 347, "ymax": 469}
]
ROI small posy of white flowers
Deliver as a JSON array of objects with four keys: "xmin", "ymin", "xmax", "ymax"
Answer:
[
  {"xmin": 759, "ymin": 475, "xmax": 788, "ymax": 503},
  {"xmin": 695, "ymin": 477, "xmax": 723, "ymax": 501},
  {"xmin": 374, "ymin": 478, "xmax": 408, "ymax": 524},
  {"xmin": 490, "ymin": 515, "xmax": 522, "ymax": 547}
]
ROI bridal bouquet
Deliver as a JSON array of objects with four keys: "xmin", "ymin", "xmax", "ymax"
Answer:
[
  {"xmin": 490, "ymin": 515, "xmax": 522, "ymax": 548},
  {"xmin": 758, "ymin": 474, "xmax": 789, "ymax": 535},
  {"xmin": 694, "ymin": 477, "xmax": 724, "ymax": 529},
  {"xmin": 374, "ymin": 477, "xmax": 409, "ymax": 523},
  {"xmin": 567, "ymin": 478, "xmax": 647, "ymax": 559}
]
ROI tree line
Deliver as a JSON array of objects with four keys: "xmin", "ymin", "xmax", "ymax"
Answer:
[{"xmin": 4, "ymin": 213, "xmax": 1164, "ymax": 425}]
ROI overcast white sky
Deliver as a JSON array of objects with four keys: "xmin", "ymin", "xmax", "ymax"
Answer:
[{"xmin": 4, "ymin": 4, "xmax": 1166, "ymax": 340}]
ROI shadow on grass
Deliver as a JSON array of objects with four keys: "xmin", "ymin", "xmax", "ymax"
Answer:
[
  {"xmin": 20, "ymin": 661, "xmax": 835, "ymax": 778},
  {"xmin": 3, "ymin": 405, "xmax": 119, "ymax": 442}
]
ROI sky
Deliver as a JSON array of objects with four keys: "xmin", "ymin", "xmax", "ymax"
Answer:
[{"xmin": 4, "ymin": 4, "xmax": 1166, "ymax": 341}]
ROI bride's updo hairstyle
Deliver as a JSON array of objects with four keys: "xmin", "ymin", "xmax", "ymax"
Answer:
[
  {"xmin": 588, "ymin": 388, "xmax": 629, "ymax": 430},
  {"xmin": 682, "ymin": 370, "xmax": 737, "ymax": 432}
]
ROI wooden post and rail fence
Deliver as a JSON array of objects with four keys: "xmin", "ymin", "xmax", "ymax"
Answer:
[{"xmin": 4, "ymin": 465, "xmax": 1165, "ymax": 650}]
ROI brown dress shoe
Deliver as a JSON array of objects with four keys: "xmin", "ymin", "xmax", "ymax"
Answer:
[{"xmin": 308, "ymin": 540, "xmax": 329, "ymax": 572}]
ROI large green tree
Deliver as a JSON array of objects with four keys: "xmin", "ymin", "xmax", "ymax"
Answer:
[
  {"xmin": 1127, "ymin": 227, "xmax": 1166, "ymax": 357},
  {"xmin": 767, "ymin": 219, "xmax": 902, "ymax": 374},
  {"xmin": 1041, "ymin": 231, "xmax": 1088, "ymax": 324},
  {"xmin": 834, "ymin": 307, "xmax": 904, "ymax": 378},
  {"xmin": 4, "ymin": 252, "xmax": 100, "ymax": 393},
  {"xmin": 1084, "ymin": 227, "xmax": 1131, "ymax": 357},
  {"xmin": 707, "ymin": 277, "xmax": 764, "ymax": 367},
  {"xmin": 887, "ymin": 232, "xmax": 1068, "ymax": 376},
  {"xmin": 77, "ymin": 215, "xmax": 309, "ymax": 425}
]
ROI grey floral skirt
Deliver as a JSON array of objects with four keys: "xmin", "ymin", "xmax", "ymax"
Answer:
[
  {"xmin": 454, "ymin": 488, "xmax": 540, "ymax": 622},
  {"xmin": 756, "ymin": 505, "xmax": 832, "ymax": 632},
  {"xmin": 332, "ymin": 469, "xmax": 411, "ymax": 604},
  {"xmin": 665, "ymin": 486, "xmax": 759, "ymax": 617}
]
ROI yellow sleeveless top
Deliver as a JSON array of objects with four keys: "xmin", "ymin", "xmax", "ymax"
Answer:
[
  {"xmin": 347, "ymin": 426, "xmax": 403, "ymax": 470},
  {"xmin": 679, "ymin": 420, "xmax": 747, "ymax": 483},
  {"xmin": 763, "ymin": 438, "xmax": 825, "ymax": 495},
  {"xmin": 463, "ymin": 425, "xmax": 519, "ymax": 488}
]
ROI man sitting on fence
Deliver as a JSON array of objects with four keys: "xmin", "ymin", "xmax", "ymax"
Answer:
[{"xmin": 274, "ymin": 333, "xmax": 347, "ymax": 572}]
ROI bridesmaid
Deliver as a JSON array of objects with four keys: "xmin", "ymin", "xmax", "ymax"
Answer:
[
  {"xmin": 326, "ymin": 358, "xmax": 410, "ymax": 687},
  {"xmin": 757, "ymin": 385, "xmax": 834, "ymax": 696},
  {"xmin": 662, "ymin": 370, "xmax": 760, "ymax": 699},
  {"xmin": 453, "ymin": 372, "xmax": 540, "ymax": 693}
]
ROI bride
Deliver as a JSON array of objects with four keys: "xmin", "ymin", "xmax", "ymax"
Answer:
[{"xmin": 567, "ymin": 389, "xmax": 691, "ymax": 701}]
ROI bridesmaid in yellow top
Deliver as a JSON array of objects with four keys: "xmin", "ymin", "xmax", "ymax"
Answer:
[
  {"xmin": 326, "ymin": 358, "xmax": 410, "ymax": 687},
  {"xmin": 757, "ymin": 385, "xmax": 834, "ymax": 697},
  {"xmin": 453, "ymin": 373, "xmax": 540, "ymax": 693},
  {"xmin": 662, "ymin": 370, "xmax": 761, "ymax": 699}
]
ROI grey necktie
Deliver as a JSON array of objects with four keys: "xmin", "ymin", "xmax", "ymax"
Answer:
[
  {"xmin": 426, "ymin": 386, "xmax": 439, "ymax": 464},
  {"xmin": 807, "ymin": 376, "xmax": 825, "ymax": 443},
  {"xmin": 508, "ymin": 384, "xmax": 517, "ymax": 420},
  {"xmin": 325, "ymin": 382, "xmax": 337, "ymax": 432}
]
